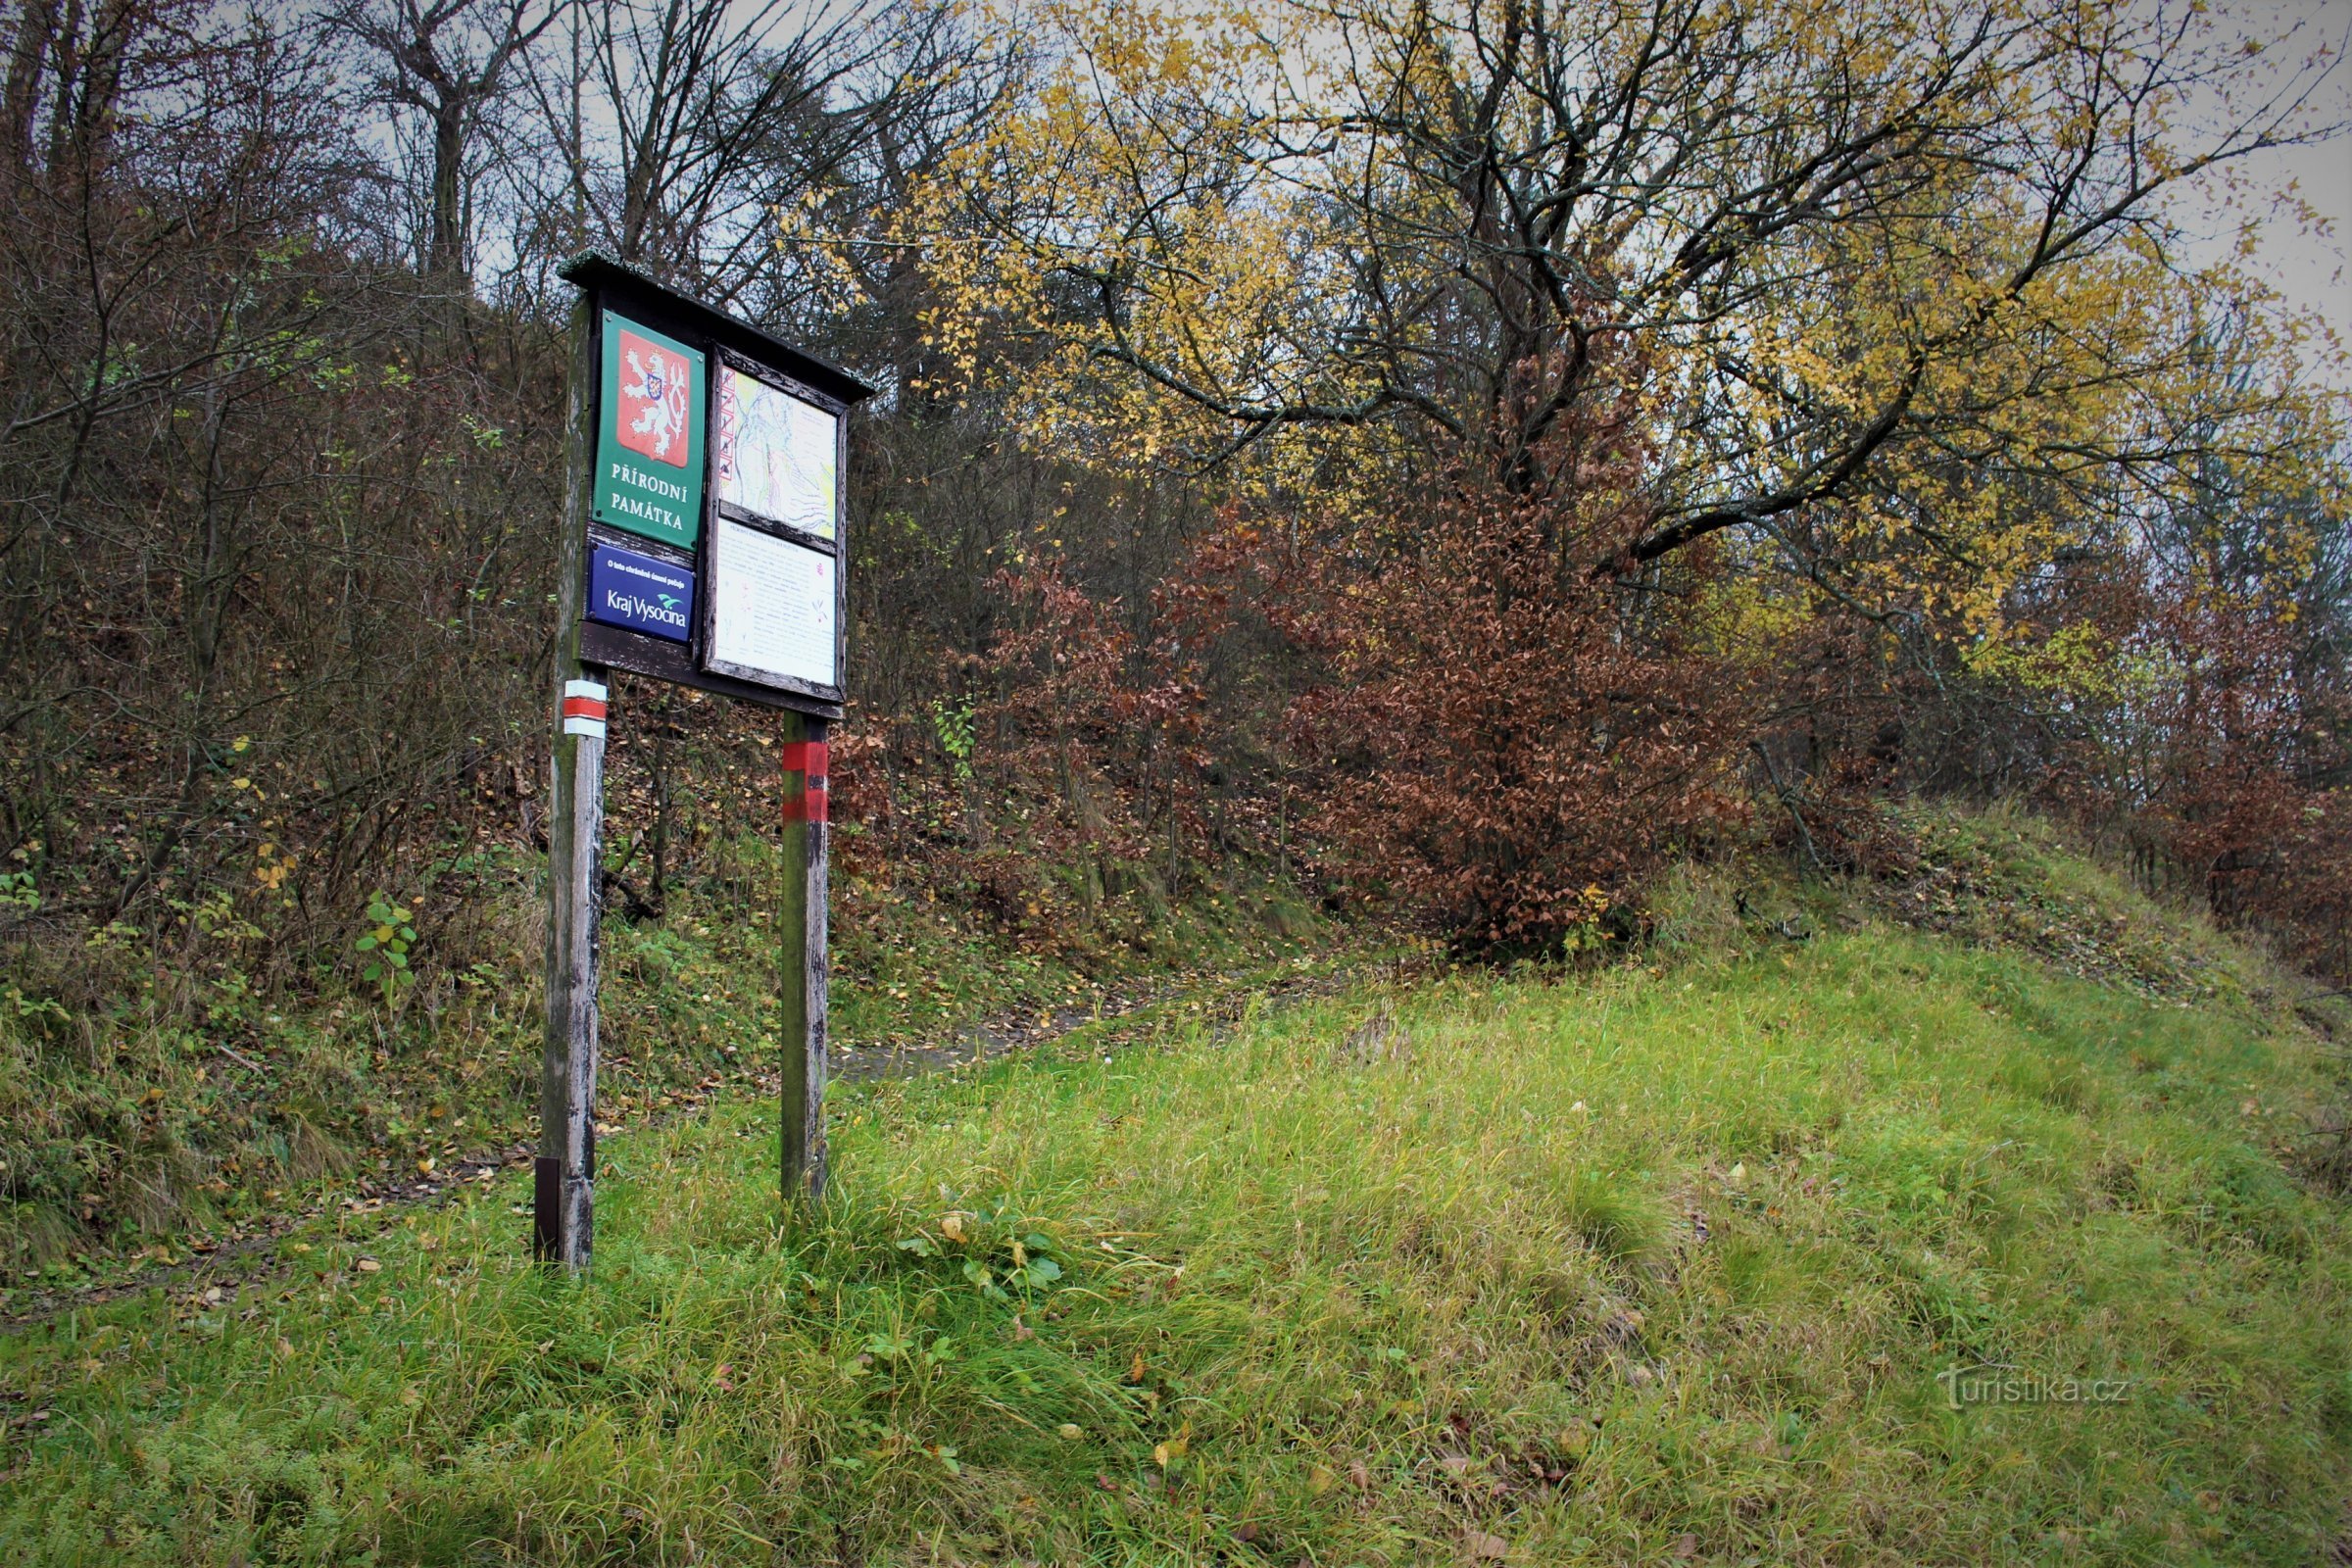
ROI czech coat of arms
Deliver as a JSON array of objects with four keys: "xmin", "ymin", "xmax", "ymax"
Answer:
[{"xmin": 615, "ymin": 328, "xmax": 692, "ymax": 467}]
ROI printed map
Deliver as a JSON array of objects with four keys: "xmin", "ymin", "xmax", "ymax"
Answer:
[{"xmin": 716, "ymin": 368, "xmax": 838, "ymax": 538}]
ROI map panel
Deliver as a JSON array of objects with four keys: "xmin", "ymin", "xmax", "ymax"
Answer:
[{"xmin": 715, "ymin": 368, "xmax": 838, "ymax": 540}]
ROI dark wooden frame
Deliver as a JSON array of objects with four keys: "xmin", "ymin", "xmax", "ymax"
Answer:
[
  {"xmin": 556, "ymin": 253, "xmax": 868, "ymax": 721},
  {"xmin": 694, "ymin": 346, "xmax": 850, "ymax": 708}
]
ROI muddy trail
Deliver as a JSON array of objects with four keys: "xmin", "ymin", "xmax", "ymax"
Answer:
[{"xmin": 1, "ymin": 956, "xmax": 1393, "ymax": 1336}]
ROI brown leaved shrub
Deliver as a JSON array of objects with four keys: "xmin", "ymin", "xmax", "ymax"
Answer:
[{"xmin": 1255, "ymin": 435, "xmax": 1751, "ymax": 953}]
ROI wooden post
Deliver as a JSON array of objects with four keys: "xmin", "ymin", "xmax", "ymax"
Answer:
[
  {"xmin": 537, "ymin": 297, "xmax": 606, "ymax": 1271},
  {"xmin": 779, "ymin": 714, "xmax": 830, "ymax": 1203}
]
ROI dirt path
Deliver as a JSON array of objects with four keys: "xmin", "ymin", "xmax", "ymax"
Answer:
[{"xmin": 1, "ymin": 956, "xmax": 1387, "ymax": 1336}]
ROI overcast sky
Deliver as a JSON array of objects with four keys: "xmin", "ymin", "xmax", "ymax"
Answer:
[{"xmin": 2165, "ymin": 0, "xmax": 2352, "ymax": 383}]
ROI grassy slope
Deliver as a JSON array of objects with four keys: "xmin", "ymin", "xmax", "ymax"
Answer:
[
  {"xmin": 0, "ymin": 834, "xmax": 1328, "ymax": 1295},
  {"xmin": 4, "ymin": 835, "xmax": 2349, "ymax": 1565}
]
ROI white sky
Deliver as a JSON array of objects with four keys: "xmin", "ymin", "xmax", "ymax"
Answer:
[
  {"xmin": 395, "ymin": 0, "xmax": 2350, "ymax": 388},
  {"xmin": 2164, "ymin": 0, "xmax": 2352, "ymax": 384}
]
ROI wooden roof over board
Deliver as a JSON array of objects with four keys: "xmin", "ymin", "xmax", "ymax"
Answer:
[{"xmin": 559, "ymin": 251, "xmax": 878, "ymax": 411}]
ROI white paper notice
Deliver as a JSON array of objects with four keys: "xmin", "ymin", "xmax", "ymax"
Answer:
[{"xmin": 706, "ymin": 518, "xmax": 837, "ymax": 689}]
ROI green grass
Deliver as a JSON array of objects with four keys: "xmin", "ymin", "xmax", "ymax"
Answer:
[
  {"xmin": 3, "ymin": 896, "xmax": 2348, "ymax": 1563},
  {"xmin": 0, "ymin": 832, "xmax": 1332, "ymax": 1295}
]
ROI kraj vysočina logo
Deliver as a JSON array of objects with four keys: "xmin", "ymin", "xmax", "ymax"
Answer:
[
  {"xmin": 605, "ymin": 587, "xmax": 685, "ymax": 633},
  {"xmin": 588, "ymin": 546, "xmax": 694, "ymax": 643}
]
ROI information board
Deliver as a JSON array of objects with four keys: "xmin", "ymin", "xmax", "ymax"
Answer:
[
  {"xmin": 593, "ymin": 311, "xmax": 706, "ymax": 548},
  {"xmin": 703, "ymin": 517, "xmax": 838, "ymax": 690},
  {"xmin": 715, "ymin": 367, "xmax": 839, "ymax": 539},
  {"xmin": 544, "ymin": 252, "xmax": 870, "ymax": 1271},
  {"xmin": 558, "ymin": 254, "xmax": 861, "ymax": 714}
]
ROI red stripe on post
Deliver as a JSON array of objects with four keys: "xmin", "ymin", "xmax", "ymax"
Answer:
[
  {"xmin": 562, "ymin": 696, "xmax": 609, "ymax": 722},
  {"xmin": 781, "ymin": 784, "xmax": 830, "ymax": 824},
  {"xmin": 781, "ymin": 738, "xmax": 829, "ymax": 822}
]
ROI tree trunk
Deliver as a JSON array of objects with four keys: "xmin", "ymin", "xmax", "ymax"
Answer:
[
  {"xmin": 428, "ymin": 98, "xmax": 466, "ymax": 278},
  {"xmin": 1, "ymin": 0, "xmax": 60, "ymax": 172}
]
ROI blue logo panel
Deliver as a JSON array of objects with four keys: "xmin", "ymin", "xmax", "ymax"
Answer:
[{"xmin": 588, "ymin": 544, "xmax": 695, "ymax": 643}]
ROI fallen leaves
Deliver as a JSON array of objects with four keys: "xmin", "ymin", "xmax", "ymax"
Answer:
[{"xmin": 1152, "ymin": 1420, "xmax": 1191, "ymax": 1469}]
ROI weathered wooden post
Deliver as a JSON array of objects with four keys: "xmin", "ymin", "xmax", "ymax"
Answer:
[
  {"xmin": 536, "ymin": 294, "xmax": 606, "ymax": 1269},
  {"xmin": 536, "ymin": 255, "xmax": 870, "ymax": 1269},
  {"xmin": 779, "ymin": 715, "xmax": 829, "ymax": 1201}
]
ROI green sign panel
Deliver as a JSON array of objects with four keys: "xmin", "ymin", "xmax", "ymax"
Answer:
[{"xmin": 594, "ymin": 311, "xmax": 706, "ymax": 548}]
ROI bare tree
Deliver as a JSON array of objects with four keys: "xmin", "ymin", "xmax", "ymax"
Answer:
[
  {"xmin": 340, "ymin": 0, "xmax": 563, "ymax": 278},
  {"xmin": 514, "ymin": 0, "xmax": 883, "ymax": 294}
]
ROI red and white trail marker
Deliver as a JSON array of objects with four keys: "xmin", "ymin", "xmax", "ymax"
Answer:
[{"xmin": 560, "ymin": 679, "xmax": 609, "ymax": 739}]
